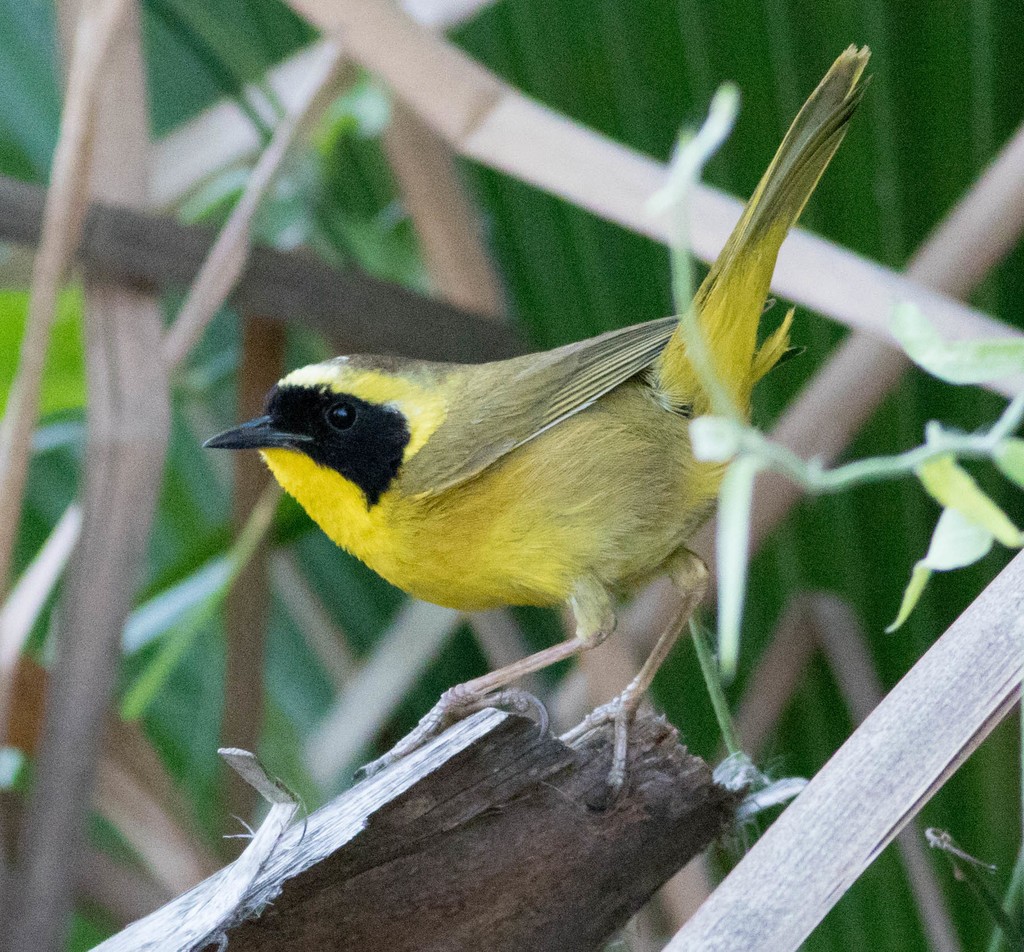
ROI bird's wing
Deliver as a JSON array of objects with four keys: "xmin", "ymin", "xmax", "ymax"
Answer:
[{"xmin": 398, "ymin": 315, "xmax": 678, "ymax": 497}]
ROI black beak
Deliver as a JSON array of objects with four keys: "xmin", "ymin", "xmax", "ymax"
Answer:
[{"xmin": 203, "ymin": 415, "xmax": 308, "ymax": 451}]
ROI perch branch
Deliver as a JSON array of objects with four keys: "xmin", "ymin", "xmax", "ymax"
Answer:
[{"xmin": 100, "ymin": 709, "xmax": 739, "ymax": 952}]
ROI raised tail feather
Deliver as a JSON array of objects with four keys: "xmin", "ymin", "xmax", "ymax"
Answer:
[{"xmin": 655, "ymin": 45, "xmax": 870, "ymax": 415}]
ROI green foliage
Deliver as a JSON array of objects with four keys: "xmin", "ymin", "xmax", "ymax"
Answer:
[
  {"xmin": 0, "ymin": 287, "xmax": 85, "ymax": 417},
  {"xmin": 691, "ymin": 302, "xmax": 1024, "ymax": 642}
]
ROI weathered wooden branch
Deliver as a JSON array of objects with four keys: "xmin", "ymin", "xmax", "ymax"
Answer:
[
  {"xmin": 0, "ymin": 175, "xmax": 523, "ymax": 363},
  {"xmin": 99, "ymin": 709, "xmax": 739, "ymax": 952}
]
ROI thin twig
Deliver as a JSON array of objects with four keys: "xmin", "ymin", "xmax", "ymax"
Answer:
[
  {"xmin": 927, "ymin": 829, "xmax": 1021, "ymax": 950},
  {"xmin": 162, "ymin": 41, "xmax": 346, "ymax": 368}
]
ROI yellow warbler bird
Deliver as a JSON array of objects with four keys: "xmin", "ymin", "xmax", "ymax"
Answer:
[{"xmin": 207, "ymin": 47, "xmax": 868, "ymax": 790}]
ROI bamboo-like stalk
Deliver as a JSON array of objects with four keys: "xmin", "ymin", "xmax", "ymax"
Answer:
[
  {"xmin": 220, "ymin": 315, "xmax": 286, "ymax": 828},
  {"xmin": 10, "ymin": 5, "xmax": 171, "ymax": 947},
  {"xmin": 383, "ymin": 99, "xmax": 505, "ymax": 317},
  {"xmin": 0, "ymin": 174, "xmax": 523, "ymax": 363},
  {"xmin": 667, "ymin": 553, "xmax": 1024, "ymax": 950},
  {"xmin": 96, "ymin": 721, "xmax": 222, "ymax": 896},
  {"xmin": 809, "ymin": 595, "xmax": 960, "ymax": 952},
  {"xmin": 0, "ymin": 0, "xmax": 132, "ymax": 599}
]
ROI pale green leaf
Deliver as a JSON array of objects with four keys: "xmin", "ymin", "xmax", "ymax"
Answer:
[
  {"xmin": 921, "ymin": 506, "xmax": 995, "ymax": 570},
  {"xmin": 887, "ymin": 565, "xmax": 933, "ymax": 633},
  {"xmin": 121, "ymin": 487, "xmax": 279, "ymax": 719},
  {"xmin": 122, "ymin": 557, "xmax": 231, "ymax": 653},
  {"xmin": 892, "ymin": 302, "xmax": 1024, "ymax": 385},
  {"xmin": 995, "ymin": 438, "xmax": 1024, "ymax": 490},
  {"xmin": 916, "ymin": 454, "xmax": 1023, "ymax": 547},
  {"xmin": 887, "ymin": 508, "xmax": 994, "ymax": 631},
  {"xmin": 716, "ymin": 454, "xmax": 761, "ymax": 677}
]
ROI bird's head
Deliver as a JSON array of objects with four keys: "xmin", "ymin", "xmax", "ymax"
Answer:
[{"xmin": 205, "ymin": 356, "xmax": 447, "ymax": 507}]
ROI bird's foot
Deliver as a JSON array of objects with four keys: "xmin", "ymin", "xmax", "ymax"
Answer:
[
  {"xmin": 560, "ymin": 690, "xmax": 643, "ymax": 802},
  {"xmin": 357, "ymin": 685, "xmax": 548, "ymax": 780}
]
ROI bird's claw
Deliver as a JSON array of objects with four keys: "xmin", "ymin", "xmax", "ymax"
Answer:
[
  {"xmin": 560, "ymin": 692, "xmax": 642, "ymax": 802},
  {"xmin": 356, "ymin": 685, "xmax": 549, "ymax": 782}
]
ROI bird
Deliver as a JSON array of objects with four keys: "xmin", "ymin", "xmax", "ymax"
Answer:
[{"xmin": 206, "ymin": 46, "xmax": 868, "ymax": 792}]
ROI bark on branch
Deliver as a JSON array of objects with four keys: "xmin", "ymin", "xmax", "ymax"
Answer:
[{"xmin": 99, "ymin": 709, "xmax": 739, "ymax": 952}]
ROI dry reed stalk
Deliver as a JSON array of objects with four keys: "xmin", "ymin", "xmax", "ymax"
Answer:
[
  {"xmin": 666, "ymin": 555, "xmax": 1024, "ymax": 951},
  {"xmin": 270, "ymin": 551, "xmax": 357, "ymax": 690},
  {"xmin": 11, "ymin": 5, "xmax": 171, "ymax": 948},
  {"xmin": 0, "ymin": 0, "xmax": 132, "ymax": 597},
  {"xmin": 162, "ymin": 42, "xmax": 346, "ymax": 368},
  {"xmin": 384, "ymin": 98, "xmax": 505, "ymax": 317},
  {"xmin": 96, "ymin": 721, "xmax": 222, "ymax": 896},
  {"xmin": 220, "ymin": 316, "xmax": 286, "ymax": 826}
]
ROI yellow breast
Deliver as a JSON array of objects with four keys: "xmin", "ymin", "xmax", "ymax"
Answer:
[{"xmin": 261, "ymin": 385, "xmax": 721, "ymax": 612}]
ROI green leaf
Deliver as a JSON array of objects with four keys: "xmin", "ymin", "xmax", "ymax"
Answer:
[
  {"xmin": 121, "ymin": 486, "xmax": 279, "ymax": 719},
  {"xmin": 0, "ymin": 287, "xmax": 85, "ymax": 418},
  {"xmin": 715, "ymin": 454, "xmax": 761, "ymax": 677},
  {"xmin": 995, "ymin": 438, "xmax": 1024, "ymax": 490},
  {"xmin": 123, "ymin": 557, "xmax": 231, "ymax": 653},
  {"xmin": 916, "ymin": 454, "xmax": 1024, "ymax": 547},
  {"xmin": 892, "ymin": 303, "xmax": 1024, "ymax": 385},
  {"xmin": 888, "ymin": 508, "xmax": 994, "ymax": 632}
]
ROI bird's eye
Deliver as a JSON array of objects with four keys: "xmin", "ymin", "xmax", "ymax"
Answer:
[{"xmin": 325, "ymin": 401, "xmax": 356, "ymax": 431}]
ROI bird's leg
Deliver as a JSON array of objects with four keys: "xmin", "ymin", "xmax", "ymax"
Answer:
[
  {"xmin": 561, "ymin": 551, "xmax": 708, "ymax": 796},
  {"xmin": 358, "ymin": 580, "xmax": 616, "ymax": 779}
]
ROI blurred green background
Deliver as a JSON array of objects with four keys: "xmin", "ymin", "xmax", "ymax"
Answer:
[{"xmin": 1, "ymin": 0, "xmax": 1022, "ymax": 948}]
